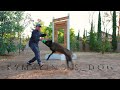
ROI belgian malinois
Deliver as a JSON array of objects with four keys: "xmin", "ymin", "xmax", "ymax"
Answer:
[{"xmin": 43, "ymin": 39, "xmax": 74, "ymax": 69}]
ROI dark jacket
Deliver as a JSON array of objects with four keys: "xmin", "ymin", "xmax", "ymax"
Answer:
[{"xmin": 29, "ymin": 29, "xmax": 46, "ymax": 46}]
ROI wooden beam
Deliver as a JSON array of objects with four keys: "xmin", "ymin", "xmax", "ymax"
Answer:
[
  {"xmin": 54, "ymin": 21, "xmax": 67, "ymax": 29},
  {"xmin": 53, "ymin": 16, "xmax": 68, "ymax": 22}
]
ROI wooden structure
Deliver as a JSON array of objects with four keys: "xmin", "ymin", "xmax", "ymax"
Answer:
[{"xmin": 52, "ymin": 14, "xmax": 70, "ymax": 50}]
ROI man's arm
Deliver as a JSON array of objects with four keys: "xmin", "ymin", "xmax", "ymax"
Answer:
[{"xmin": 40, "ymin": 33, "xmax": 46, "ymax": 37}]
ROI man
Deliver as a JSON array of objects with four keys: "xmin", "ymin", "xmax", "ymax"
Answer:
[{"xmin": 27, "ymin": 24, "xmax": 46, "ymax": 66}]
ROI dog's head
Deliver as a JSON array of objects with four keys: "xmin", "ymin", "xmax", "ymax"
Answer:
[{"xmin": 44, "ymin": 39, "xmax": 52, "ymax": 47}]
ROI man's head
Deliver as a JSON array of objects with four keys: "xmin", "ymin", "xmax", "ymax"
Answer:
[{"xmin": 35, "ymin": 24, "xmax": 41, "ymax": 30}]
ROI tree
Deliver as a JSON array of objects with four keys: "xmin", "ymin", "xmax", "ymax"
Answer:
[
  {"xmin": 77, "ymin": 30, "xmax": 80, "ymax": 40},
  {"xmin": 95, "ymin": 11, "xmax": 102, "ymax": 52},
  {"xmin": 102, "ymin": 11, "xmax": 112, "ymax": 33},
  {"xmin": 105, "ymin": 30, "xmax": 112, "ymax": 52},
  {"xmin": 86, "ymin": 30, "xmax": 87, "ymax": 38},
  {"xmin": 45, "ymin": 22, "xmax": 53, "ymax": 39},
  {"xmin": 112, "ymin": 11, "xmax": 117, "ymax": 51},
  {"xmin": 22, "ymin": 13, "xmax": 34, "ymax": 28},
  {"xmin": 82, "ymin": 29, "xmax": 87, "ymax": 51},
  {"xmin": 76, "ymin": 30, "xmax": 80, "ymax": 51},
  {"xmin": 101, "ymin": 30, "xmax": 112, "ymax": 54},
  {"xmin": 0, "ymin": 11, "xmax": 25, "ymax": 55},
  {"xmin": 97, "ymin": 11, "xmax": 102, "ymax": 42},
  {"xmin": 88, "ymin": 11, "xmax": 96, "ymax": 24},
  {"xmin": 89, "ymin": 21, "xmax": 96, "ymax": 51},
  {"xmin": 70, "ymin": 28, "xmax": 76, "ymax": 51},
  {"xmin": 58, "ymin": 29, "xmax": 64, "ymax": 44}
]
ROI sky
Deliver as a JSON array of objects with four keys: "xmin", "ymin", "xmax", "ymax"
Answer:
[{"xmin": 23, "ymin": 11, "xmax": 119, "ymax": 38}]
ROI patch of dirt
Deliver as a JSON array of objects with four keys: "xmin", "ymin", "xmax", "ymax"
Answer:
[{"xmin": 0, "ymin": 42, "xmax": 120, "ymax": 79}]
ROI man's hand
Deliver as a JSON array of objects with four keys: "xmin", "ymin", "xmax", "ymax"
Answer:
[{"xmin": 40, "ymin": 37, "xmax": 44, "ymax": 41}]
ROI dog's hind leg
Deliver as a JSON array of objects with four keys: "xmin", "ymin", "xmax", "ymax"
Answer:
[
  {"xmin": 46, "ymin": 51, "xmax": 54, "ymax": 60},
  {"xmin": 70, "ymin": 60, "xmax": 74, "ymax": 70},
  {"xmin": 68, "ymin": 57, "xmax": 74, "ymax": 70},
  {"xmin": 66, "ymin": 55, "xmax": 74, "ymax": 70},
  {"xmin": 65, "ymin": 56, "xmax": 70, "ymax": 69}
]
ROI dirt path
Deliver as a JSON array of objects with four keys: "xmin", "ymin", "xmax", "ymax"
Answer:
[{"xmin": 0, "ymin": 42, "xmax": 120, "ymax": 79}]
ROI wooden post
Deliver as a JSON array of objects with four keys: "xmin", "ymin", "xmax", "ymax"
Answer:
[
  {"xmin": 67, "ymin": 14, "xmax": 70, "ymax": 50},
  {"xmin": 52, "ymin": 17, "xmax": 54, "ymax": 42}
]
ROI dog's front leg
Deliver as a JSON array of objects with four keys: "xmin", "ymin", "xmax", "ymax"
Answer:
[{"xmin": 46, "ymin": 51, "xmax": 55, "ymax": 60}]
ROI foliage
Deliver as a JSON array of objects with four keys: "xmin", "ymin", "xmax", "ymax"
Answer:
[
  {"xmin": 82, "ymin": 29, "xmax": 87, "ymax": 51},
  {"xmin": 97, "ymin": 11, "xmax": 102, "ymax": 42},
  {"xmin": 101, "ymin": 31, "xmax": 112, "ymax": 54},
  {"xmin": 70, "ymin": 28, "xmax": 77, "ymax": 51},
  {"xmin": 58, "ymin": 29, "xmax": 64, "ymax": 44},
  {"xmin": 0, "ymin": 11, "xmax": 25, "ymax": 55},
  {"xmin": 76, "ymin": 30, "xmax": 80, "ymax": 51},
  {"xmin": 112, "ymin": 11, "xmax": 117, "ymax": 51},
  {"xmin": 89, "ymin": 21, "xmax": 96, "ymax": 51}
]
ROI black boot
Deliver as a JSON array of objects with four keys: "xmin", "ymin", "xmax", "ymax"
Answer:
[{"xmin": 27, "ymin": 62, "xmax": 32, "ymax": 65}]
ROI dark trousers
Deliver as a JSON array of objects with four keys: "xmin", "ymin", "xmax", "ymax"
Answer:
[{"xmin": 28, "ymin": 43, "xmax": 41, "ymax": 64}]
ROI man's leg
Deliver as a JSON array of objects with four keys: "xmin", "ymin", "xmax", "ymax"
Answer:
[
  {"xmin": 34, "ymin": 46, "xmax": 44, "ymax": 66},
  {"xmin": 28, "ymin": 57, "xmax": 36, "ymax": 64},
  {"xmin": 27, "ymin": 44, "xmax": 37, "ymax": 65},
  {"xmin": 28, "ymin": 44, "xmax": 43, "ymax": 66},
  {"xmin": 34, "ymin": 46, "xmax": 41, "ymax": 65}
]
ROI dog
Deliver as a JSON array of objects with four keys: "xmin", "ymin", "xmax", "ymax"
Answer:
[{"xmin": 43, "ymin": 39, "xmax": 74, "ymax": 69}]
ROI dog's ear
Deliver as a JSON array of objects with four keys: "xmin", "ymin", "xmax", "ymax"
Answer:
[
  {"xmin": 49, "ymin": 39, "xmax": 52, "ymax": 42},
  {"xmin": 49, "ymin": 40, "xmax": 52, "ymax": 45},
  {"xmin": 47, "ymin": 39, "xmax": 52, "ymax": 42},
  {"xmin": 44, "ymin": 39, "xmax": 52, "ymax": 47}
]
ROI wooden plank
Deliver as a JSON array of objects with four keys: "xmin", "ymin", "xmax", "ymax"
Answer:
[
  {"xmin": 53, "ymin": 16, "xmax": 68, "ymax": 22},
  {"xmin": 54, "ymin": 21, "xmax": 67, "ymax": 28},
  {"xmin": 54, "ymin": 21, "xmax": 67, "ymax": 25},
  {"xmin": 55, "ymin": 26, "xmax": 67, "ymax": 31}
]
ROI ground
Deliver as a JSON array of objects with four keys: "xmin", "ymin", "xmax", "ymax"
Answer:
[{"xmin": 0, "ymin": 42, "xmax": 120, "ymax": 79}]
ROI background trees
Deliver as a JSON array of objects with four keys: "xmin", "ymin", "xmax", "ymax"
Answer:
[
  {"xmin": 0, "ymin": 11, "xmax": 34, "ymax": 55},
  {"xmin": 0, "ymin": 11, "xmax": 118, "ymax": 55},
  {"xmin": 0, "ymin": 11, "xmax": 25, "ymax": 55}
]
